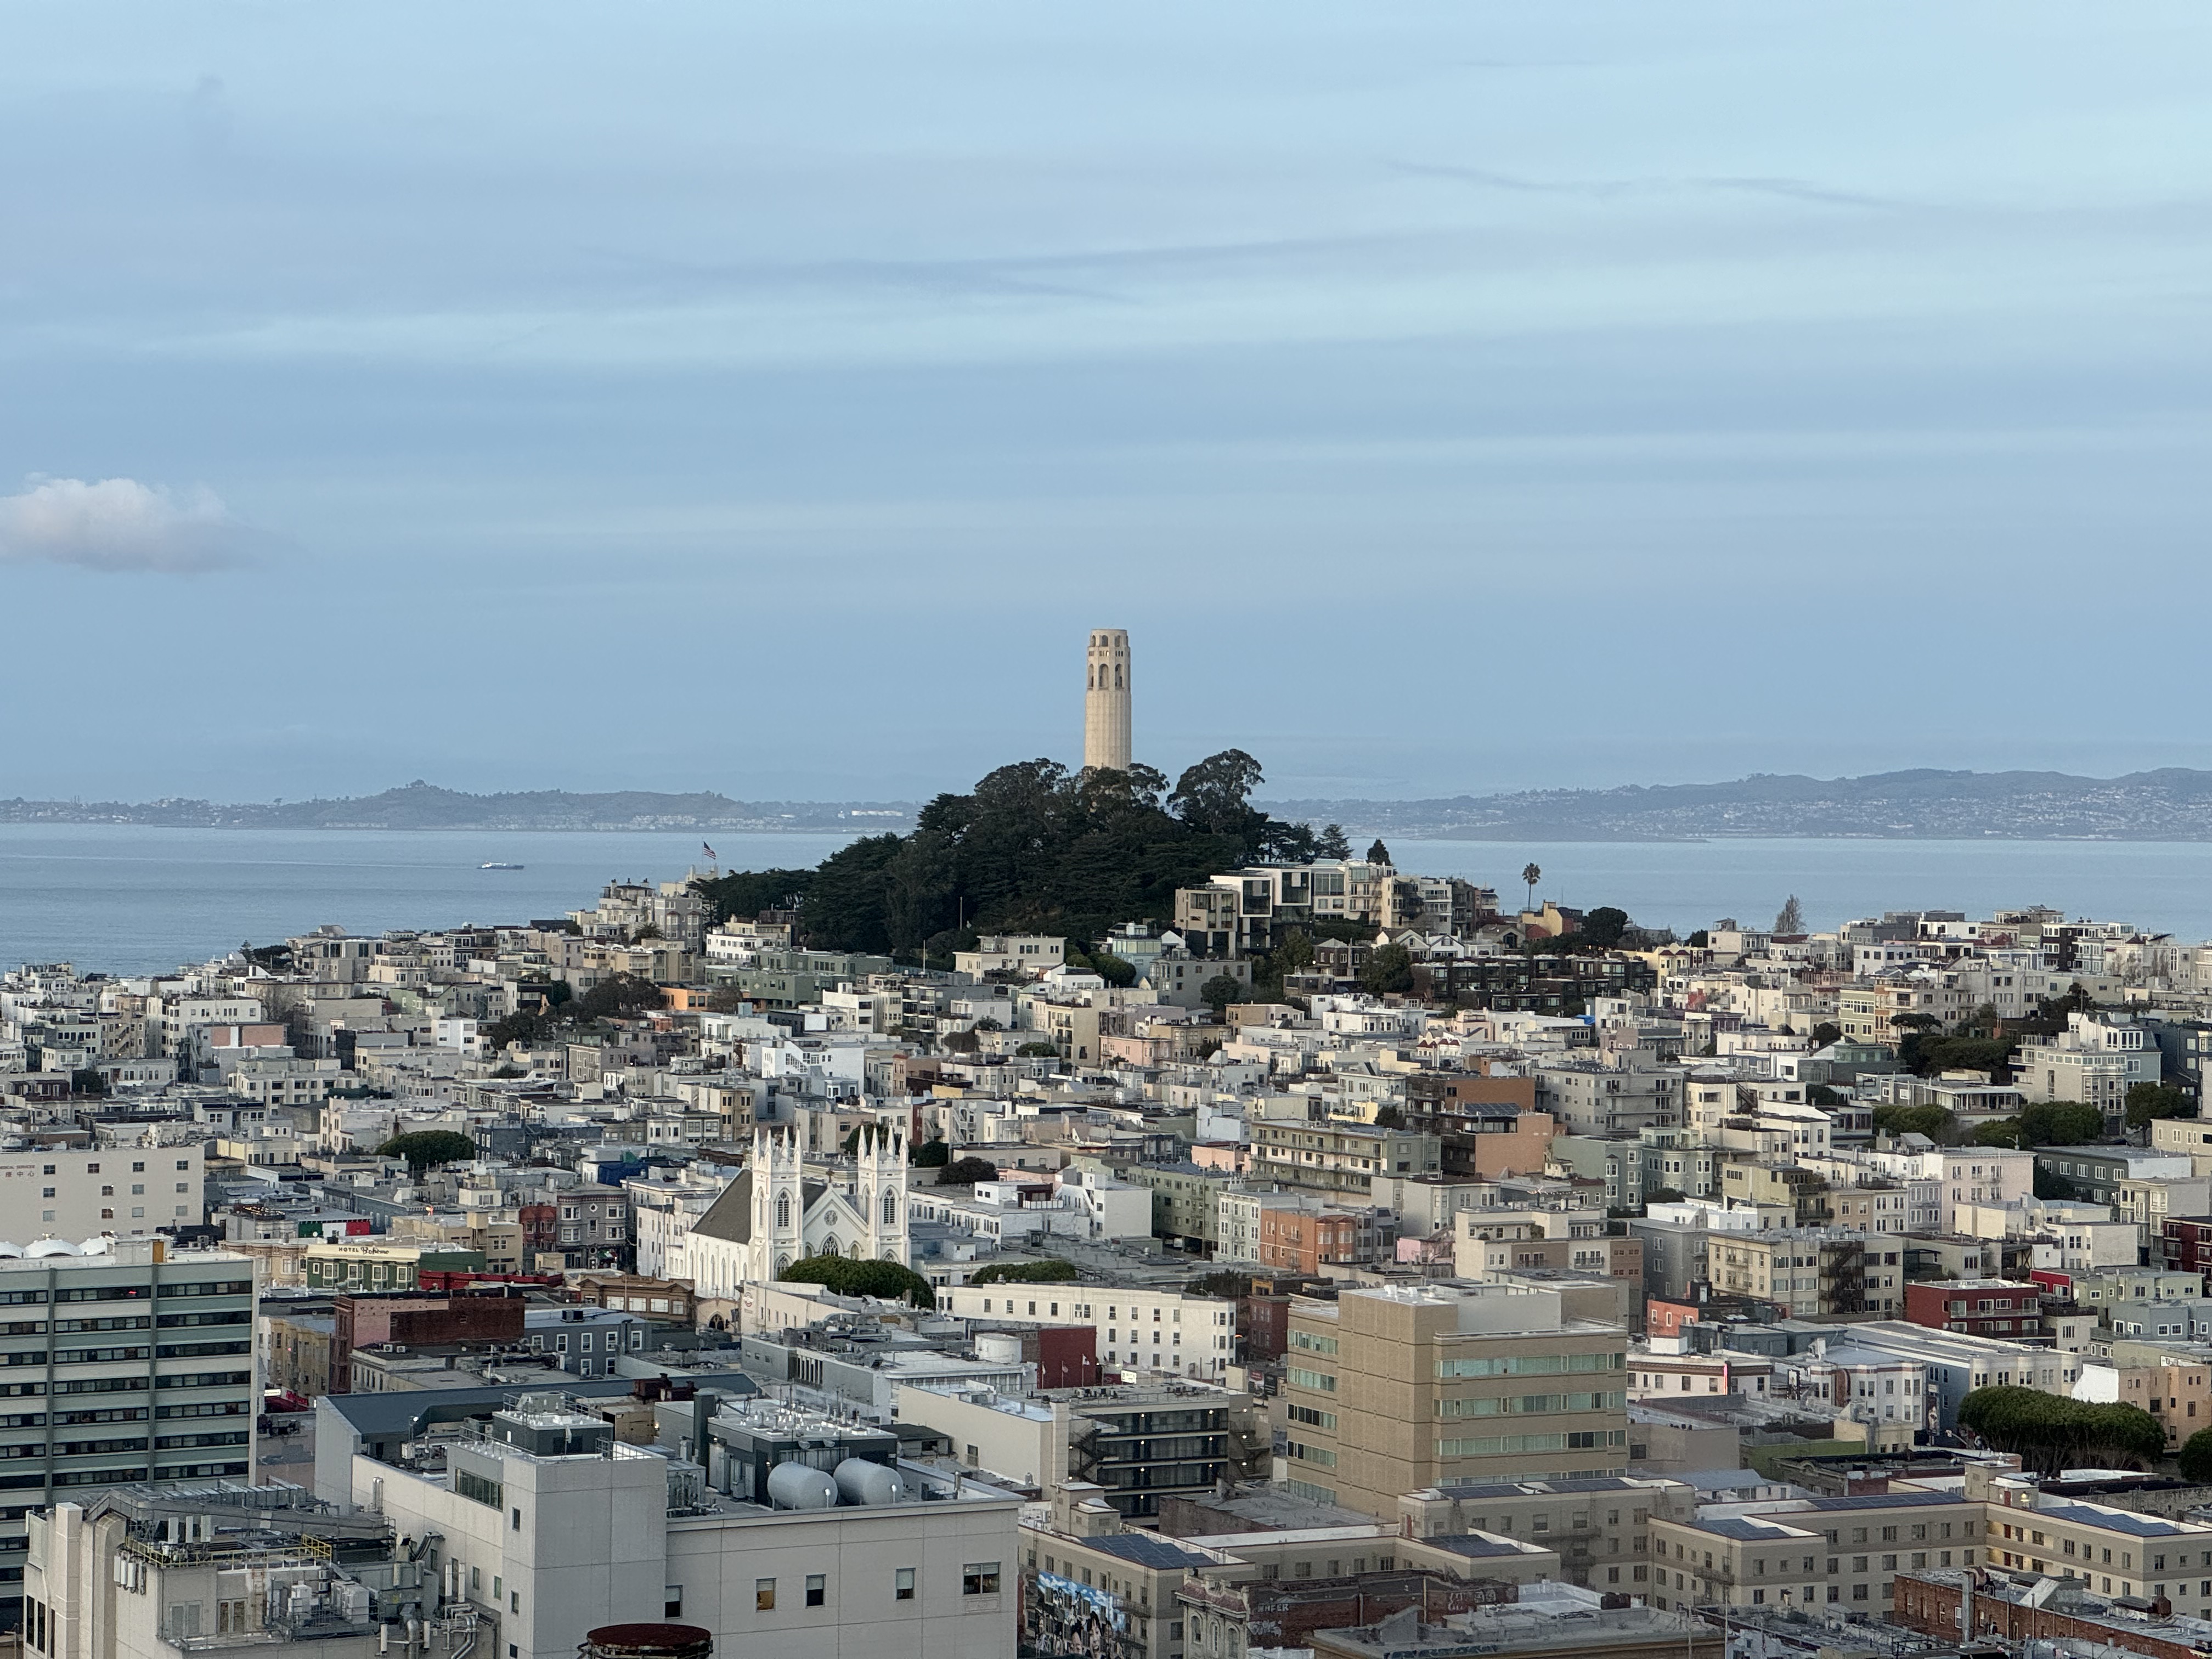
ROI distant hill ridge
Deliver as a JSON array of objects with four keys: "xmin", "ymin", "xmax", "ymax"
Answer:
[
  {"xmin": 6, "ymin": 767, "xmax": 2212, "ymax": 838},
  {"xmin": 0, "ymin": 782, "xmax": 916, "ymax": 832},
  {"xmin": 1259, "ymin": 768, "xmax": 2212, "ymax": 841}
]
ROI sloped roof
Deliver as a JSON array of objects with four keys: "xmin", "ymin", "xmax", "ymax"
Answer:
[{"xmin": 688, "ymin": 1168, "xmax": 752, "ymax": 1244}]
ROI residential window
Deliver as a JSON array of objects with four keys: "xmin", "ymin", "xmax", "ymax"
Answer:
[
  {"xmin": 895, "ymin": 1568, "xmax": 916, "ymax": 1601},
  {"xmin": 664, "ymin": 1589, "xmax": 682, "ymax": 1618},
  {"xmin": 964, "ymin": 1563, "xmax": 1001, "ymax": 1596},
  {"xmin": 756, "ymin": 1579, "xmax": 776, "ymax": 1611},
  {"xmin": 806, "ymin": 1575, "xmax": 826, "ymax": 1608}
]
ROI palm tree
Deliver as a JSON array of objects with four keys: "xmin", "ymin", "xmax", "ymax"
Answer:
[{"xmin": 1521, "ymin": 862, "xmax": 1542, "ymax": 912}]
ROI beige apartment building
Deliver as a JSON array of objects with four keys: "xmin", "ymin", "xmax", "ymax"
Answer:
[
  {"xmin": 1278, "ymin": 1282, "xmax": 1628, "ymax": 1517},
  {"xmin": 1651, "ymin": 1491, "xmax": 1979, "ymax": 1616}
]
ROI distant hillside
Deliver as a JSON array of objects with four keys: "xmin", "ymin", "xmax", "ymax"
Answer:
[
  {"xmin": 12, "ymin": 768, "xmax": 2212, "ymax": 839},
  {"xmin": 0, "ymin": 782, "xmax": 917, "ymax": 833},
  {"xmin": 1259, "ymin": 769, "xmax": 2212, "ymax": 841}
]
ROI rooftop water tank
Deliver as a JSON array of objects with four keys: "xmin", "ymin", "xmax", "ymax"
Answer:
[
  {"xmin": 833, "ymin": 1457, "xmax": 905, "ymax": 1506},
  {"xmin": 764, "ymin": 1461, "xmax": 837, "ymax": 1511}
]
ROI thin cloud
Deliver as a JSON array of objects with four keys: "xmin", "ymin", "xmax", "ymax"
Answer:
[{"xmin": 0, "ymin": 477, "xmax": 263, "ymax": 573}]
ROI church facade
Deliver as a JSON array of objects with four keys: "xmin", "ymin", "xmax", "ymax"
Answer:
[{"xmin": 683, "ymin": 1122, "xmax": 911, "ymax": 1303}]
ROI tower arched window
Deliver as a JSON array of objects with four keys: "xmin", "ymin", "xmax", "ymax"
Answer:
[
  {"xmin": 775, "ymin": 1194, "xmax": 791, "ymax": 1229},
  {"xmin": 881, "ymin": 1189, "xmax": 898, "ymax": 1226},
  {"xmin": 1114, "ymin": 665, "xmax": 1122, "ymax": 688}
]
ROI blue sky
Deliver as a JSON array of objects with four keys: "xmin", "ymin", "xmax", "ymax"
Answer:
[{"xmin": 3, "ymin": 3, "xmax": 2210, "ymax": 803}]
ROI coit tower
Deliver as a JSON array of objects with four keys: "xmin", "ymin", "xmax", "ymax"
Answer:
[{"xmin": 1084, "ymin": 628, "xmax": 1132, "ymax": 772}]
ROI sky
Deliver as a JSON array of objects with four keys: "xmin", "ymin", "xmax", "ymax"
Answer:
[{"xmin": 3, "ymin": 3, "xmax": 2211, "ymax": 805}]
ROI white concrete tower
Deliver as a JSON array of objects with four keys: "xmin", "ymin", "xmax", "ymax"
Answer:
[
  {"xmin": 856, "ymin": 1121, "xmax": 911, "ymax": 1263},
  {"xmin": 1083, "ymin": 628, "xmax": 1133, "ymax": 772},
  {"xmin": 749, "ymin": 1124, "xmax": 803, "ymax": 1280}
]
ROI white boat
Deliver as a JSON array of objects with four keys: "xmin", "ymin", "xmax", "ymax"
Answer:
[{"xmin": 480, "ymin": 861, "xmax": 524, "ymax": 870}]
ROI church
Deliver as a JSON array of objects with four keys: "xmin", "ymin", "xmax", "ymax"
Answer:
[{"xmin": 682, "ymin": 1122, "xmax": 911, "ymax": 1303}]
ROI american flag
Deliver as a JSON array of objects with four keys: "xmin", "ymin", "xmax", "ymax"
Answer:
[{"xmin": 702, "ymin": 842, "xmax": 719, "ymax": 862}]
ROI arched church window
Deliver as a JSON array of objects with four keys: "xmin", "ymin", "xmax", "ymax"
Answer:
[
  {"xmin": 775, "ymin": 1194, "xmax": 791, "ymax": 1229},
  {"xmin": 881, "ymin": 1189, "xmax": 898, "ymax": 1225}
]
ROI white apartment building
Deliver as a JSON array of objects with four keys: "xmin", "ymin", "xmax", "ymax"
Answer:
[
  {"xmin": 2017, "ymin": 1012, "xmax": 2162, "ymax": 1121},
  {"xmin": 330, "ymin": 1393, "xmax": 1020, "ymax": 1659},
  {"xmin": 0, "ymin": 1146, "xmax": 204, "ymax": 1237},
  {"xmin": 231, "ymin": 1057, "xmax": 346, "ymax": 1109},
  {"xmin": 1859, "ymin": 1147, "xmax": 2035, "ymax": 1234},
  {"xmin": 951, "ymin": 935, "xmax": 1066, "ymax": 978},
  {"xmin": 943, "ymin": 1281, "xmax": 1236, "ymax": 1381}
]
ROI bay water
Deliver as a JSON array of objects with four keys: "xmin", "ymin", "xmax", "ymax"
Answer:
[{"xmin": 2, "ymin": 824, "xmax": 2209, "ymax": 977}]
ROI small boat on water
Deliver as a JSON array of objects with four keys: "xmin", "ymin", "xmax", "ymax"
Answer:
[{"xmin": 480, "ymin": 861, "xmax": 525, "ymax": 870}]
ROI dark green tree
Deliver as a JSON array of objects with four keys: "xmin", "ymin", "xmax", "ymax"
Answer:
[
  {"xmin": 937, "ymin": 1156, "xmax": 1003, "ymax": 1187},
  {"xmin": 1088, "ymin": 951, "xmax": 1138, "ymax": 988},
  {"xmin": 1957, "ymin": 1385, "xmax": 2163, "ymax": 1473},
  {"xmin": 2018, "ymin": 1099, "xmax": 2103, "ymax": 1148},
  {"xmin": 69, "ymin": 1068, "xmax": 105, "ymax": 1097},
  {"xmin": 691, "ymin": 867, "xmax": 814, "ymax": 922},
  {"xmin": 912, "ymin": 1137, "xmax": 951, "ymax": 1168},
  {"xmin": 1200, "ymin": 973, "xmax": 1246, "ymax": 1018},
  {"xmin": 377, "ymin": 1130, "xmax": 478, "ymax": 1172},
  {"xmin": 2126, "ymin": 1081, "xmax": 2195, "ymax": 1129},
  {"xmin": 2182, "ymin": 1427, "xmax": 2212, "ymax": 1482},
  {"xmin": 1316, "ymin": 823, "xmax": 1352, "ymax": 860},
  {"xmin": 1811, "ymin": 1021, "xmax": 1842, "ymax": 1047},
  {"xmin": 1773, "ymin": 895, "xmax": 1805, "ymax": 935},
  {"xmin": 566, "ymin": 974, "xmax": 666, "ymax": 1023},
  {"xmin": 1362, "ymin": 943, "xmax": 1414, "ymax": 995},
  {"xmin": 800, "ymin": 833, "xmax": 903, "ymax": 955},
  {"xmin": 1170, "ymin": 749, "xmax": 1265, "ymax": 836},
  {"xmin": 1367, "ymin": 839, "xmax": 1392, "ymax": 867},
  {"xmin": 1971, "ymin": 1118, "xmax": 2023, "ymax": 1148},
  {"xmin": 1873, "ymin": 1104, "xmax": 1956, "ymax": 1143},
  {"xmin": 1580, "ymin": 907, "xmax": 1630, "ymax": 949},
  {"xmin": 778, "ymin": 1255, "xmax": 935, "ymax": 1308}
]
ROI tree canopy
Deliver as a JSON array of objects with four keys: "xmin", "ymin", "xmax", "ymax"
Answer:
[
  {"xmin": 1362, "ymin": 943, "xmax": 1414, "ymax": 995},
  {"xmin": 377, "ymin": 1130, "xmax": 478, "ymax": 1171},
  {"xmin": 1201, "ymin": 973, "xmax": 1246, "ymax": 1018},
  {"xmin": 1957, "ymin": 1385, "xmax": 2163, "ymax": 1472},
  {"xmin": 2183, "ymin": 1427, "xmax": 2212, "ymax": 1482},
  {"xmin": 2127, "ymin": 1081, "xmax": 2195, "ymax": 1129},
  {"xmin": 912, "ymin": 1137, "xmax": 950, "ymax": 1168},
  {"xmin": 2018, "ymin": 1099, "xmax": 2104, "ymax": 1148},
  {"xmin": 1367, "ymin": 839, "xmax": 1392, "ymax": 867},
  {"xmin": 936, "ymin": 1156, "xmax": 1003, "ymax": 1187},
  {"xmin": 696, "ymin": 752, "xmax": 1326, "ymax": 962},
  {"xmin": 1581, "ymin": 907, "xmax": 1630, "ymax": 948},
  {"xmin": 1873, "ymin": 1103, "xmax": 1957, "ymax": 1144},
  {"xmin": 1773, "ymin": 895, "xmax": 1805, "ymax": 935},
  {"xmin": 778, "ymin": 1254, "xmax": 935, "ymax": 1308},
  {"xmin": 483, "ymin": 972, "xmax": 663, "ymax": 1051}
]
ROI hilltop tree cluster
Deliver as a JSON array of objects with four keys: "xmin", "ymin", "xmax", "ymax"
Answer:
[{"xmin": 694, "ymin": 750, "xmax": 1331, "ymax": 966}]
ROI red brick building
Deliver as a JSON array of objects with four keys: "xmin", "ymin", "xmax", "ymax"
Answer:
[
  {"xmin": 1896, "ymin": 1572, "xmax": 2188, "ymax": 1658},
  {"xmin": 333, "ymin": 1291, "xmax": 526, "ymax": 1391},
  {"xmin": 1903, "ymin": 1278, "xmax": 2042, "ymax": 1338},
  {"xmin": 1257, "ymin": 1202, "xmax": 1393, "ymax": 1273}
]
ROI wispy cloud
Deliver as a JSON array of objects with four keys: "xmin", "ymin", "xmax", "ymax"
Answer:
[{"xmin": 0, "ymin": 477, "xmax": 263, "ymax": 573}]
